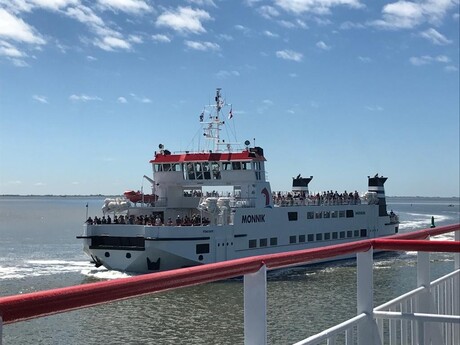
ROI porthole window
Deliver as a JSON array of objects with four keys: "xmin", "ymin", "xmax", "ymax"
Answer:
[
  {"xmin": 105, "ymin": 252, "xmax": 110, "ymax": 257},
  {"xmin": 126, "ymin": 253, "xmax": 131, "ymax": 259}
]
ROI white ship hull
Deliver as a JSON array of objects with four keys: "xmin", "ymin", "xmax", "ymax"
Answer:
[{"xmin": 81, "ymin": 204, "xmax": 399, "ymax": 273}]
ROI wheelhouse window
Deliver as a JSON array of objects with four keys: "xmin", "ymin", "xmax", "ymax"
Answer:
[
  {"xmin": 249, "ymin": 239, "xmax": 257, "ymax": 248},
  {"xmin": 346, "ymin": 210, "xmax": 354, "ymax": 218},
  {"xmin": 290, "ymin": 236, "xmax": 297, "ymax": 244},
  {"xmin": 307, "ymin": 212, "xmax": 314, "ymax": 219},
  {"xmin": 270, "ymin": 237, "xmax": 277, "ymax": 246},
  {"xmin": 223, "ymin": 162, "xmax": 232, "ymax": 170},
  {"xmin": 299, "ymin": 235, "xmax": 306, "ymax": 243},
  {"xmin": 360, "ymin": 229, "xmax": 368, "ymax": 237},
  {"xmin": 316, "ymin": 233, "xmax": 323, "ymax": 241},
  {"xmin": 232, "ymin": 162, "xmax": 241, "ymax": 170},
  {"xmin": 260, "ymin": 238, "xmax": 267, "ymax": 247},
  {"xmin": 307, "ymin": 234, "xmax": 314, "ymax": 242},
  {"xmin": 211, "ymin": 162, "xmax": 221, "ymax": 179},
  {"xmin": 242, "ymin": 162, "xmax": 252, "ymax": 170}
]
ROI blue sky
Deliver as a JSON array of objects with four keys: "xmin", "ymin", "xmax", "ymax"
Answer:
[{"xmin": 0, "ymin": 0, "xmax": 458, "ymax": 197}]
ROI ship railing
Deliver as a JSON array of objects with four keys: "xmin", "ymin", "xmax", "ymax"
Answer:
[
  {"xmin": 272, "ymin": 193, "xmax": 364, "ymax": 207},
  {"xmin": 0, "ymin": 224, "xmax": 459, "ymax": 345},
  {"xmin": 372, "ymin": 268, "xmax": 459, "ymax": 344}
]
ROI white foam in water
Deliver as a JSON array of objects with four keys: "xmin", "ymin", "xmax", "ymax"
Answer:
[
  {"xmin": 398, "ymin": 213, "xmax": 451, "ymax": 230},
  {"xmin": 81, "ymin": 269, "xmax": 133, "ymax": 280},
  {"xmin": 0, "ymin": 259, "xmax": 97, "ymax": 280}
]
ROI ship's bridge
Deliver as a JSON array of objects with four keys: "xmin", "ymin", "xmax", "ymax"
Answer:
[{"xmin": 150, "ymin": 147, "xmax": 266, "ymax": 185}]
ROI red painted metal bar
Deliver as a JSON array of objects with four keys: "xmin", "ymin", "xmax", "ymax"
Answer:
[
  {"xmin": 0, "ymin": 224, "xmax": 458, "ymax": 326},
  {"xmin": 373, "ymin": 239, "xmax": 460, "ymax": 252}
]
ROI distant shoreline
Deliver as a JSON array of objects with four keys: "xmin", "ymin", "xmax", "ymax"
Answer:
[{"xmin": 1, "ymin": 195, "xmax": 459, "ymax": 199}]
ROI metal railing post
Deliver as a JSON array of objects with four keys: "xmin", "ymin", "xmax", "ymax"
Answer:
[
  {"xmin": 455, "ymin": 230, "xmax": 460, "ymax": 270},
  {"xmin": 417, "ymin": 249, "xmax": 430, "ymax": 344},
  {"xmin": 244, "ymin": 264, "xmax": 267, "ymax": 345},
  {"xmin": 357, "ymin": 247, "xmax": 380, "ymax": 345},
  {"xmin": 454, "ymin": 230, "xmax": 460, "ymax": 343}
]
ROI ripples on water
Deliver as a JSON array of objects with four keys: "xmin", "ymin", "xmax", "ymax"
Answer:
[{"xmin": 0, "ymin": 196, "xmax": 458, "ymax": 344}]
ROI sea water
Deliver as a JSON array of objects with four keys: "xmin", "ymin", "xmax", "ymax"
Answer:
[{"xmin": 0, "ymin": 196, "xmax": 458, "ymax": 344}]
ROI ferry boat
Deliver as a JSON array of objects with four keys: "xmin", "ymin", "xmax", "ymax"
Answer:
[{"xmin": 78, "ymin": 89, "xmax": 399, "ymax": 273}]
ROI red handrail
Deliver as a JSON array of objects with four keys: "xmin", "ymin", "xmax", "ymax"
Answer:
[{"xmin": 0, "ymin": 224, "xmax": 458, "ymax": 325}]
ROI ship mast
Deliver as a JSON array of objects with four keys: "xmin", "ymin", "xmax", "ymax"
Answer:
[{"xmin": 202, "ymin": 88, "xmax": 231, "ymax": 152}]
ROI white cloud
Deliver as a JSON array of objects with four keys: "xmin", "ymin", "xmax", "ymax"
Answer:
[
  {"xmin": 184, "ymin": 40, "xmax": 220, "ymax": 52},
  {"xmin": 420, "ymin": 28, "xmax": 452, "ymax": 45},
  {"xmin": 444, "ymin": 65, "xmax": 458, "ymax": 72},
  {"xmin": 33, "ymin": 95, "xmax": 48, "ymax": 103},
  {"xmin": 0, "ymin": 40, "xmax": 24, "ymax": 57},
  {"xmin": 117, "ymin": 96, "xmax": 127, "ymax": 103},
  {"xmin": 216, "ymin": 70, "xmax": 240, "ymax": 78},
  {"xmin": 371, "ymin": 0, "xmax": 457, "ymax": 30},
  {"xmin": 28, "ymin": 0, "xmax": 78, "ymax": 11},
  {"xmin": 365, "ymin": 105, "xmax": 384, "ymax": 111},
  {"xmin": 274, "ymin": 0, "xmax": 364, "ymax": 15},
  {"xmin": 276, "ymin": 49, "xmax": 303, "ymax": 62},
  {"xmin": 69, "ymin": 94, "xmax": 102, "ymax": 102},
  {"xmin": 358, "ymin": 56, "xmax": 371, "ymax": 63},
  {"xmin": 93, "ymin": 36, "xmax": 131, "ymax": 51},
  {"xmin": 316, "ymin": 40, "xmax": 331, "ymax": 50},
  {"xmin": 128, "ymin": 34, "xmax": 143, "ymax": 44},
  {"xmin": 186, "ymin": 0, "xmax": 216, "ymax": 6},
  {"xmin": 409, "ymin": 55, "xmax": 450, "ymax": 66},
  {"xmin": 152, "ymin": 34, "xmax": 171, "ymax": 43},
  {"xmin": 97, "ymin": 0, "xmax": 153, "ymax": 14},
  {"xmin": 372, "ymin": 1, "xmax": 424, "ymax": 29},
  {"xmin": 86, "ymin": 55, "xmax": 97, "ymax": 61},
  {"xmin": 340, "ymin": 21, "xmax": 365, "ymax": 30},
  {"xmin": 65, "ymin": 5, "xmax": 105, "ymax": 26},
  {"xmin": 263, "ymin": 30, "xmax": 279, "ymax": 38},
  {"xmin": 10, "ymin": 58, "xmax": 29, "ymax": 67},
  {"xmin": 130, "ymin": 93, "xmax": 152, "ymax": 103},
  {"xmin": 257, "ymin": 5, "xmax": 280, "ymax": 19},
  {"xmin": 0, "ymin": 8, "xmax": 46, "ymax": 44},
  {"xmin": 257, "ymin": 99, "xmax": 274, "ymax": 114},
  {"xmin": 156, "ymin": 6, "xmax": 212, "ymax": 34}
]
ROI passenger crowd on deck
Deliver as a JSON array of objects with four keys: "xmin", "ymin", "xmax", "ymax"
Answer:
[
  {"xmin": 273, "ymin": 190, "xmax": 361, "ymax": 206},
  {"xmin": 86, "ymin": 214, "xmax": 210, "ymax": 226}
]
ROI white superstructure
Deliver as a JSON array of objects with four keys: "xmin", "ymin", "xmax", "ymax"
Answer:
[{"xmin": 78, "ymin": 89, "xmax": 399, "ymax": 273}]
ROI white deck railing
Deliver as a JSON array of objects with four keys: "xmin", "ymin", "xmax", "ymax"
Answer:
[{"xmin": 1, "ymin": 224, "xmax": 459, "ymax": 345}]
